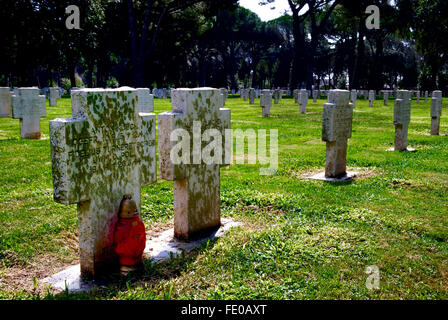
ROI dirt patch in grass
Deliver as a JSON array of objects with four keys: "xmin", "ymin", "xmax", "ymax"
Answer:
[
  {"xmin": 0, "ymin": 231, "xmax": 79, "ymax": 294},
  {"xmin": 296, "ymin": 168, "xmax": 378, "ymax": 180}
]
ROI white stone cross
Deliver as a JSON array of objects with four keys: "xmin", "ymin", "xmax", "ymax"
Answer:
[
  {"xmin": 383, "ymin": 91, "xmax": 389, "ymax": 106},
  {"xmin": 49, "ymin": 88, "xmax": 156, "ymax": 279},
  {"xmin": 299, "ymin": 89, "xmax": 308, "ymax": 114},
  {"xmin": 0, "ymin": 87, "xmax": 11, "ymax": 117},
  {"xmin": 158, "ymin": 88, "xmax": 230, "ymax": 240},
  {"xmin": 430, "ymin": 90, "xmax": 442, "ymax": 135},
  {"xmin": 369, "ymin": 90, "xmax": 375, "ymax": 107},
  {"xmin": 136, "ymin": 88, "xmax": 154, "ymax": 113},
  {"xmin": 322, "ymin": 90, "xmax": 353, "ymax": 178},
  {"xmin": 48, "ymin": 87, "xmax": 60, "ymax": 107},
  {"xmin": 273, "ymin": 89, "xmax": 281, "ymax": 104},
  {"xmin": 220, "ymin": 88, "xmax": 228, "ymax": 106},
  {"xmin": 350, "ymin": 89, "xmax": 357, "ymax": 108},
  {"xmin": 425, "ymin": 91, "xmax": 429, "ymax": 103},
  {"xmin": 293, "ymin": 89, "xmax": 299, "ymax": 103},
  {"xmin": 12, "ymin": 88, "xmax": 46, "ymax": 139},
  {"xmin": 313, "ymin": 90, "xmax": 318, "ymax": 102},
  {"xmin": 249, "ymin": 88, "xmax": 255, "ymax": 105},
  {"xmin": 416, "ymin": 91, "xmax": 420, "ymax": 104},
  {"xmin": 393, "ymin": 90, "xmax": 411, "ymax": 151},
  {"xmin": 260, "ymin": 90, "xmax": 272, "ymax": 117}
]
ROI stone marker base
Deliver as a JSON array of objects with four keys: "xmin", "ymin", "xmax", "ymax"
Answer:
[
  {"xmin": 386, "ymin": 147, "xmax": 417, "ymax": 152},
  {"xmin": 307, "ymin": 171, "xmax": 358, "ymax": 182},
  {"xmin": 42, "ymin": 218, "xmax": 241, "ymax": 292}
]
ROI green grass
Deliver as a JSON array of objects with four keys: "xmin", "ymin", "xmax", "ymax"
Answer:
[{"xmin": 0, "ymin": 94, "xmax": 447, "ymax": 300}]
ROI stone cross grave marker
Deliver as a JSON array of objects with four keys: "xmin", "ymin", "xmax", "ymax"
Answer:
[
  {"xmin": 12, "ymin": 88, "xmax": 46, "ymax": 139},
  {"xmin": 260, "ymin": 89, "xmax": 272, "ymax": 117},
  {"xmin": 416, "ymin": 91, "xmax": 420, "ymax": 104},
  {"xmin": 220, "ymin": 88, "xmax": 228, "ymax": 106},
  {"xmin": 369, "ymin": 90, "xmax": 375, "ymax": 107},
  {"xmin": 299, "ymin": 89, "xmax": 308, "ymax": 114},
  {"xmin": 322, "ymin": 90, "xmax": 354, "ymax": 178},
  {"xmin": 279, "ymin": 89, "xmax": 283, "ymax": 100},
  {"xmin": 0, "ymin": 87, "xmax": 11, "ymax": 117},
  {"xmin": 49, "ymin": 88, "xmax": 156, "ymax": 279},
  {"xmin": 249, "ymin": 88, "xmax": 255, "ymax": 105},
  {"xmin": 49, "ymin": 87, "xmax": 60, "ymax": 107},
  {"xmin": 136, "ymin": 88, "xmax": 154, "ymax": 112},
  {"xmin": 393, "ymin": 90, "xmax": 412, "ymax": 151},
  {"xmin": 273, "ymin": 89, "xmax": 280, "ymax": 104},
  {"xmin": 430, "ymin": 90, "xmax": 443, "ymax": 135},
  {"xmin": 350, "ymin": 89, "xmax": 357, "ymax": 108},
  {"xmin": 425, "ymin": 91, "xmax": 429, "ymax": 103},
  {"xmin": 293, "ymin": 89, "xmax": 299, "ymax": 103},
  {"xmin": 313, "ymin": 90, "xmax": 318, "ymax": 102},
  {"xmin": 158, "ymin": 88, "xmax": 230, "ymax": 240},
  {"xmin": 239, "ymin": 88, "xmax": 245, "ymax": 101},
  {"xmin": 383, "ymin": 91, "xmax": 389, "ymax": 106}
]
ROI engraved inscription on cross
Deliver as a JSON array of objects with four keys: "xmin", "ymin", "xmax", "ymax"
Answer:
[
  {"xmin": 322, "ymin": 90, "xmax": 353, "ymax": 178},
  {"xmin": 12, "ymin": 88, "xmax": 46, "ymax": 139},
  {"xmin": 393, "ymin": 90, "xmax": 411, "ymax": 151},
  {"xmin": 158, "ymin": 88, "xmax": 230, "ymax": 240},
  {"xmin": 49, "ymin": 88, "xmax": 156, "ymax": 279}
]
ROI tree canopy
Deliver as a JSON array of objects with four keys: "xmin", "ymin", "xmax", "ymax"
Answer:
[{"xmin": 1, "ymin": 0, "xmax": 447, "ymax": 92}]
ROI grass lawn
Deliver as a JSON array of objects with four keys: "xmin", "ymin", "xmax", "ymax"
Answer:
[{"xmin": 0, "ymin": 93, "xmax": 447, "ymax": 300}]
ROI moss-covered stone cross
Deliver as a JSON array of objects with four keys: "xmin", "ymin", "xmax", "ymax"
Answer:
[
  {"xmin": 49, "ymin": 88, "xmax": 156, "ymax": 279},
  {"xmin": 158, "ymin": 88, "xmax": 230, "ymax": 240}
]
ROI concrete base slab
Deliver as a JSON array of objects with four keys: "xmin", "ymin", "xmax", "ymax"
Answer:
[
  {"xmin": 386, "ymin": 147, "xmax": 417, "ymax": 152},
  {"xmin": 307, "ymin": 171, "xmax": 358, "ymax": 182},
  {"xmin": 144, "ymin": 218, "xmax": 242, "ymax": 261},
  {"xmin": 42, "ymin": 218, "xmax": 241, "ymax": 292}
]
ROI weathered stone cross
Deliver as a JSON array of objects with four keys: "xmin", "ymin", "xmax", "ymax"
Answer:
[
  {"xmin": 260, "ymin": 89, "xmax": 272, "ymax": 117},
  {"xmin": 293, "ymin": 89, "xmax": 299, "ymax": 103},
  {"xmin": 49, "ymin": 87, "xmax": 60, "ymax": 107},
  {"xmin": 12, "ymin": 88, "xmax": 46, "ymax": 139},
  {"xmin": 158, "ymin": 88, "xmax": 230, "ymax": 240},
  {"xmin": 273, "ymin": 89, "xmax": 281, "ymax": 104},
  {"xmin": 49, "ymin": 88, "xmax": 156, "ymax": 279},
  {"xmin": 369, "ymin": 90, "xmax": 375, "ymax": 107},
  {"xmin": 350, "ymin": 89, "xmax": 357, "ymax": 108},
  {"xmin": 383, "ymin": 91, "xmax": 389, "ymax": 106},
  {"xmin": 249, "ymin": 88, "xmax": 255, "ymax": 105},
  {"xmin": 322, "ymin": 90, "xmax": 353, "ymax": 178},
  {"xmin": 430, "ymin": 90, "xmax": 442, "ymax": 135},
  {"xmin": 0, "ymin": 87, "xmax": 11, "ymax": 117},
  {"xmin": 393, "ymin": 90, "xmax": 411, "ymax": 151},
  {"xmin": 299, "ymin": 89, "xmax": 308, "ymax": 114}
]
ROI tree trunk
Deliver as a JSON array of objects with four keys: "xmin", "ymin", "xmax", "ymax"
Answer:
[{"xmin": 351, "ymin": 19, "xmax": 366, "ymax": 89}]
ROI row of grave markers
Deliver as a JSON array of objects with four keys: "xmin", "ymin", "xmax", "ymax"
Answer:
[{"xmin": 0, "ymin": 85, "xmax": 444, "ymax": 283}]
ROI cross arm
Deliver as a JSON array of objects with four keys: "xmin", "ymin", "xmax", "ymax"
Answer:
[
  {"xmin": 49, "ymin": 117, "xmax": 90, "ymax": 205},
  {"xmin": 158, "ymin": 112, "xmax": 186, "ymax": 181}
]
